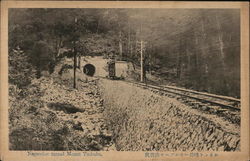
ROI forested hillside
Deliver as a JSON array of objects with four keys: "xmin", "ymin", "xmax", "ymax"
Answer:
[{"xmin": 9, "ymin": 9, "xmax": 240, "ymax": 97}]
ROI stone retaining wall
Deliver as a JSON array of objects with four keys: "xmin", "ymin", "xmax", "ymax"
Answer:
[{"xmin": 100, "ymin": 79, "xmax": 240, "ymax": 151}]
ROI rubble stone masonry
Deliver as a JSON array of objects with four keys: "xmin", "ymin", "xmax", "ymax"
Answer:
[{"xmin": 100, "ymin": 79, "xmax": 240, "ymax": 151}]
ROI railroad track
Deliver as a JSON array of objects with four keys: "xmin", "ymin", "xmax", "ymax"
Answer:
[
  {"xmin": 97, "ymin": 77, "xmax": 240, "ymax": 124},
  {"xmin": 126, "ymin": 81, "xmax": 241, "ymax": 125},
  {"xmin": 127, "ymin": 81, "xmax": 240, "ymax": 112},
  {"xmin": 96, "ymin": 76, "xmax": 240, "ymax": 111}
]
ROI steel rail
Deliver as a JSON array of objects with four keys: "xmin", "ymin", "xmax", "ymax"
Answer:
[
  {"xmin": 97, "ymin": 77, "xmax": 240, "ymax": 111},
  {"xmin": 131, "ymin": 82, "xmax": 240, "ymax": 111},
  {"xmin": 162, "ymin": 85, "xmax": 240, "ymax": 102}
]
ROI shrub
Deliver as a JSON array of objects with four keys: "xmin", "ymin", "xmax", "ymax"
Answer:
[{"xmin": 9, "ymin": 50, "xmax": 36, "ymax": 88}]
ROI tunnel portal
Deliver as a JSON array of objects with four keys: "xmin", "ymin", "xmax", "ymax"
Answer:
[{"xmin": 83, "ymin": 64, "xmax": 96, "ymax": 76}]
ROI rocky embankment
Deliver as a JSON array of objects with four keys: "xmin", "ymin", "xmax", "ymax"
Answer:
[
  {"xmin": 9, "ymin": 75, "xmax": 114, "ymax": 150},
  {"xmin": 100, "ymin": 79, "xmax": 240, "ymax": 151},
  {"xmin": 9, "ymin": 57, "xmax": 240, "ymax": 151}
]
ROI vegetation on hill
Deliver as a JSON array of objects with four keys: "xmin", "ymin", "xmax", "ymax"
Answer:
[
  {"xmin": 7, "ymin": 8, "xmax": 241, "ymax": 151},
  {"xmin": 9, "ymin": 8, "xmax": 240, "ymax": 97}
]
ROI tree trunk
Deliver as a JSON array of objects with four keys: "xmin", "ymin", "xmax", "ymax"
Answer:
[
  {"xmin": 96, "ymin": 19, "xmax": 99, "ymax": 34},
  {"xmin": 128, "ymin": 22, "xmax": 131, "ymax": 58},
  {"xmin": 73, "ymin": 42, "xmax": 77, "ymax": 88},
  {"xmin": 215, "ymin": 14, "xmax": 226, "ymax": 71},
  {"xmin": 177, "ymin": 39, "xmax": 182, "ymax": 79},
  {"xmin": 78, "ymin": 55, "xmax": 81, "ymax": 69}
]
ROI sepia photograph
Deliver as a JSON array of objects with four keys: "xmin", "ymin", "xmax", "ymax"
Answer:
[{"xmin": 0, "ymin": 1, "xmax": 249, "ymax": 161}]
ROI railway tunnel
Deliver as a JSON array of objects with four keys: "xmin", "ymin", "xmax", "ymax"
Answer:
[
  {"xmin": 80, "ymin": 56, "xmax": 130, "ymax": 78},
  {"xmin": 83, "ymin": 64, "xmax": 96, "ymax": 76}
]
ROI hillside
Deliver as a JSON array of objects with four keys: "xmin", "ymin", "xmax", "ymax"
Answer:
[
  {"xmin": 7, "ymin": 8, "xmax": 242, "ymax": 151},
  {"xmin": 9, "ymin": 61, "xmax": 115, "ymax": 150},
  {"xmin": 9, "ymin": 8, "xmax": 240, "ymax": 97}
]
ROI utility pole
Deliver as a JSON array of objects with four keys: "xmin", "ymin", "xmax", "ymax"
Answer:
[
  {"xmin": 140, "ymin": 40, "xmax": 143, "ymax": 82},
  {"xmin": 137, "ymin": 40, "xmax": 146, "ymax": 82},
  {"xmin": 119, "ymin": 30, "xmax": 123, "ymax": 59},
  {"xmin": 140, "ymin": 20, "xmax": 143, "ymax": 82},
  {"xmin": 128, "ymin": 21, "xmax": 132, "ymax": 58},
  {"xmin": 73, "ymin": 17, "xmax": 77, "ymax": 89}
]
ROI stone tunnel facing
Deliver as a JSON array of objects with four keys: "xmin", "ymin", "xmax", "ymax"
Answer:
[{"xmin": 83, "ymin": 64, "xmax": 96, "ymax": 76}]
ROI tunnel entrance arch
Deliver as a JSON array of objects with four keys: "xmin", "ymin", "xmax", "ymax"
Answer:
[{"xmin": 83, "ymin": 64, "xmax": 96, "ymax": 76}]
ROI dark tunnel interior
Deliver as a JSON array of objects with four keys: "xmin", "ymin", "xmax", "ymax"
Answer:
[{"xmin": 83, "ymin": 64, "xmax": 96, "ymax": 76}]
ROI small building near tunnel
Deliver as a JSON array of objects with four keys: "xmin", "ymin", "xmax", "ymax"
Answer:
[{"xmin": 115, "ymin": 61, "xmax": 129, "ymax": 78}]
